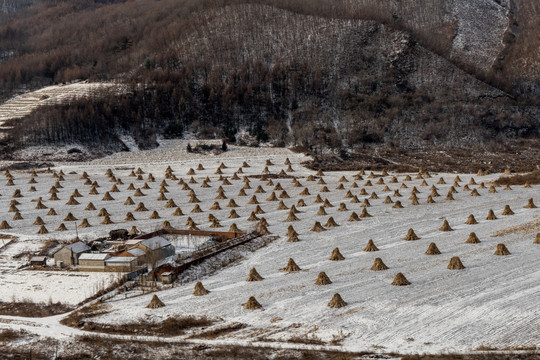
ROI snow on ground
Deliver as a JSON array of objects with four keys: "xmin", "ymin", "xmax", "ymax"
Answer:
[
  {"xmin": 0, "ymin": 82, "xmax": 119, "ymax": 129},
  {"xmin": 0, "ymin": 143, "xmax": 538, "ymax": 354}
]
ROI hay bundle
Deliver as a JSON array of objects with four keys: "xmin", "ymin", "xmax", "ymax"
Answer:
[
  {"xmin": 110, "ymin": 184, "xmax": 120, "ymax": 193},
  {"xmin": 315, "ymin": 272, "xmax": 332, "ymax": 285},
  {"xmin": 390, "ymin": 200, "xmax": 404, "ymax": 209},
  {"xmin": 162, "ymin": 220, "xmax": 173, "ymax": 229},
  {"xmin": 70, "ymin": 189, "xmax": 82, "ymax": 198},
  {"xmin": 201, "ymin": 180, "xmax": 211, "ymax": 188},
  {"xmin": 404, "ymin": 228, "xmax": 419, "ymax": 241},
  {"xmin": 12, "ymin": 189, "xmax": 22, "ymax": 198},
  {"xmin": 98, "ymin": 208, "xmax": 110, "ymax": 217},
  {"xmin": 187, "ymin": 168, "xmax": 195, "ymax": 176},
  {"xmin": 13, "ymin": 211, "xmax": 23, "ymax": 220},
  {"xmin": 102, "ymin": 192, "xmax": 114, "ymax": 201},
  {"xmin": 425, "ymin": 242, "xmax": 441, "ymax": 255},
  {"xmin": 142, "ymin": 182, "xmax": 151, "ymax": 190},
  {"xmin": 350, "ymin": 195, "xmax": 360, "ymax": 203},
  {"xmin": 326, "ymin": 293, "xmax": 347, "ymax": 309},
  {"xmin": 243, "ymin": 296, "xmax": 263, "ymax": 310},
  {"xmin": 345, "ymin": 190, "xmax": 353, "ymax": 198},
  {"xmin": 392, "ymin": 189, "xmax": 402, "ymax": 197},
  {"xmin": 37, "ymin": 225, "xmax": 48, "ymax": 234},
  {"xmin": 248, "ymin": 212, "xmax": 260, "ymax": 221},
  {"xmin": 157, "ymin": 192, "xmax": 168, "ymax": 201},
  {"xmin": 430, "ymin": 188, "xmax": 440, "ymax": 197},
  {"xmin": 445, "ymin": 191, "xmax": 455, "ymax": 201},
  {"xmin": 486, "ymin": 209, "xmax": 497, "ymax": 220},
  {"xmin": 54, "ymin": 180, "xmax": 63, "ymax": 188},
  {"xmin": 146, "ymin": 294, "xmax": 165, "ymax": 309},
  {"xmin": 279, "ymin": 190, "xmax": 290, "ymax": 199},
  {"xmin": 266, "ymin": 192, "xmax": 278, "ymax": 201},
  {"xmin": 348, "ymin": 212, "xmax": 360, "ymax": 222},
  {"xmin": 287, "ymin": 233, "xmax": 300, "ymax": 242},
  {"xmin": 439, "ymin": 219, "xmax": 453, "ymax": 232},
  {"xmin": 447, "ymin": 256, "xmax": 465, "ymax": 270},
  {"xmin": 48, "ymin": 192, "xmax": 59, "ymax": 201},
  {"xmin": 322, "ymin": 199, "xmax": 334, "ymax": 208},
  {"xmin": 33, "ymin": 216, "xmax": 45, "ymax": 225},
  {"xmin": 317, "ymin": 178, "xmax": 327, "ymax": 185},
  {"xmin": 64, "ymin": 213, "xmax": 77, "ymax": 221},
  {"xmin": 254, "ymin": 185, "xmax": 266, "ymax": 194},
  {"xmin": 55, "ymin": 223, "xmax": 68, "ymax": 231},
  {"xmin": 463, "ymin": 184, "xmax": 471, "ymax": 191},
  {"xmin": 133, "ymin": 188, "xmax": 146, "ymax": 197},
  {"xmin": 222, "ymin": 178, "xmax": 232, "ymax": 186},
  {"xmin": 0, "ymin": 220, "xmax": 12, "ymax": 229},
  {"xmin": 370, "ymin": 257, "xmax": 388, "ymax": 271},
  {"xmin": 282, "ymin": 258, "xmax": 301, "ymax": 272},
  {"xmin": 193, "ymin": 281, "xmax": 210, "ymax": 296},
  {"xmin": 519, "ymin": 198, "xmax": 536, "ymax": 210},
  {"xmin": 420, "ymin": 179, "xmax": 428, "ymax": 187},
  {"xmin": 209, "ymin": 202, "xmax": 221, "ymax": 211},
  {"xmin": 273, "ymin": 182, "xmax": 284, "ymax": 191},
  {"xmin": 287, "ymin": 225, "xmax": 298, "ymax": 237},
  {"xmin": 35, "ymin": 199, "xmax": 48, "ymax": 209},
  {"xmin": 382, "ymin": 185, "xmax": 391, "ymax": 192},
  {"xmin": 494, "ymin": 243, "xmax": 510, "ymax": 255},
  {"xmin": 225, "ymin": 199, "xmax": 238, "ymax": 208},
  {"xmin": 136, "ymin": 174, "xmax": 143, "ymax": 181},
  {"xmin": 100, "ymin": 215, "xmax": 113, "ymax": 225},
  {"xmin": 359, "ymin": 208, "xmax": 372, "ymax": 218},
  {"xmin": 189, "ymin": 194, "xmax": 201, "ymax": 203},
  {"xmin": 78, "ymin": 218, "xmax": 91, "ymax": 228},
  {"xmin": 215, "ymin": 191, "xmax": 227, "ymax": 200},
  {"xmin": 88, "ymin": 186, "xmax": 99, "ymax": 195},
  {"xmin": 469, "ymin": 188, "xmax": 481, "ymax": 197},
  {"xmin": 324, "ymin": 217, "xmax": 339, "ymax": 228},
  {"xmin": 128, "ymin": 226, "xmax": 140, "ymax": 236},
  {"xmin": 28, "ymin": 177, "xmax": 37, "ymax": 184},
  {"xmin": 311, "ymin": 221, "xmax": 326, "ymax": 232},
  {"xmin": 501, "ymin": 205, "xmax": 514, "ymax": 216},
  {"xmin": 135, "ymin": 202, "xmax": 149, "ymax": 212},
  {"xmin": 147, "ymin": 174, "xmax": 155, "ymax": 182},
  {"xmin": 149, "ymin": 211, "xmax": 160, "ymax": 219},
  {"xmin": 464, "ymin": 214, "xmax": 478, "ymax": 225},
  {"xmin": 468, "ymin": 177, "xmax": 477, "ymax": 185},
  {"xmin": 338, "ymin": 203, "xmax": 348, "ymax": 211},
  {"xmin": 254, "ymin": 205, "xmax": 265, "ymax": 214},
  {"xmin": 227, "ymin": 209, "xmax": 240, "ymax": 219},
  {"xmin": 191, "ymin": 204, "xmax": 203, "ymax": 213},
  {"xmin": 256, "ymin": 222, "xmax": 270, "ymax": 235},
  {"xmin": 316, "ymin": 206, "xmax": 327, "ymax": 216},
  {"xmin": 126, "ymin": 183, "xmax": 136, "ymax": 191},
  {"xmin": 246, "ymin": 267, "xmax": 264, "ymax": 281},
  {"xmin": 351, "ymin": 182, "xmax": 359, "ymax": 188},
  {"xmin": 504, "ymin": 184, "xmax": 512, "ymax": 191},
  {"xmin": 120, "ymin": 197, "xmax": 134, "ymax": 207},
  {"xmin": 8, "ymin": 204, "xmax": 18, "ymax": 213},
  {"xmin": 5, "ymin": 178, "xmax": 14, "ymax": 186},
  {"xmin": 466, "ymin": 232, "xmax": 480, "ymax": 244},
  {"xmin": 329, "ymin": 247, "xmax": 345, "ymax": 261},
  {"xmin": 284, "ymin": 210, "xmax": 299, "ymax": 222},
  {"xmin": 363, "ymin": 239, "xmax": 379, "ymax": 252},
  {"xmin": 391, "ymin": 273, "xmax": 411, "ymax": 286},
  {"xmin": 369, "ymin": 192, "xmax": 379, "ymax": 200},
  {"xmin": 236, "ymin": 188, "xmax": 247, "ymax": 197},
  {"xmin": 488, "ymin": 185, "xmax": 497, "ymax": 193},
  {"xmin": 116, "ymin": 178, "xmax": 124, "ymax": 185},
  {"xmin": 125, "ymin": 212, "xmax": 136, "ymax": 221},
  {"xmin": 229, "ymin": 223, "xmax": 241, "ymax": 233},
  {"xmin": 426, "ymin": 195, "xmax": 435, "ymax": 204},
  {"xmin": 534, "ymin": 233, "xmax": 540, "ymax": 244},
  {"xmin": 410, "ymin": 197, "xmax": 419, "ymax": 206},
  {"xmin": 364, "ymin": 180, "xmax": 373, "ymax": 187}
]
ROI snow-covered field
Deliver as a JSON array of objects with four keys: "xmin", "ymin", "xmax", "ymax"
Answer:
[{"xmin": 0, "ymin": 143, "xmax": 538, "ymax": 355}]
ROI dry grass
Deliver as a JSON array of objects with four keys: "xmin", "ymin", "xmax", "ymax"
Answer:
[
  {"xmin": 491, "ymin": 218, "xmax": 540, "ymax": 237},
  {"xmin": 0, "ymin": 300, "xmax": 73, "ymax": 317},
  {"xmin": 495, "ymin": 170, "xmax": 540, "ymax": 185}
]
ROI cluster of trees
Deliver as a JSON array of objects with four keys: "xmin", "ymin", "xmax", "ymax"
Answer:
[{"xmin": 0, "ymin": 0, "xmax": 538, "ymax": 155}]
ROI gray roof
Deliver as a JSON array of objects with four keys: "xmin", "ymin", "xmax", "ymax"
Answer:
[
  {"xmin": 105, "ymin": 257, "xmax": 136, "ymax": 264},
  {"xmin": 127, "ymin": 248, "xmax": 146, "ymax": 257},
  {"xmin": 79, "ymin": 253, "xmax": 110, "ymax": 261},
  {"xmin": 31, "ymin": 256, "xmax": 46, "ymax": 262},
  {"xmin": 138, "ymin": 236, "xmax": 170, "ymax": 250},
  {"xmin": 65, "ymin": 241, "xmax": 90, "ymax": 254}
]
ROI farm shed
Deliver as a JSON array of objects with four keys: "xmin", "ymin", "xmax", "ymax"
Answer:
[
  {"xmin": 30, "ymin": 256, "xmax": 47, "ymax": 266},
  {"xmin": 105, "ymin": 257, "xmax": 138, "ymax": 272},
  {"xmin": 130, "ymin": 236, "xmax": 175, "ymax": 263},
  {"xmin": 54, "ymin": 241, "xmax": 91, "ymax": 267},
  {"xmin": 78, "ymin": 253, "xmax": 110, "ymax": 272},
  {"xmin": 117, "ymin": 247, "xmax": 147, "ymax": 265}
]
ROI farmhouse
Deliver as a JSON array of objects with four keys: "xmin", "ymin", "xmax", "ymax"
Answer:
[
  {"xmin": 78, "ymin": 253, "xmax": 110, "ymax": 272},
  {"xmin": 105, "ymin": 256, "xmax": 138, "ymax": 272},
  {"xmin": 54, "ymin": 241, "xmax": 91, "ymax": 267},
  {"xmin": 117, "ymin": 247, "xmax": 147, "ymax": 265},
  {"xmin": 129, "ymin": 236, "xmax": 175, "ymax": 263},
  {"xmin": 30, "ymin": 256, "xmax": 47, "ymax": 267}
]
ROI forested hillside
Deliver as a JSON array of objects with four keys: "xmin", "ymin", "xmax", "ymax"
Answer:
[{"xmin": 0, "ymin": 0, "xmax": 538, "ymax": 158}]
